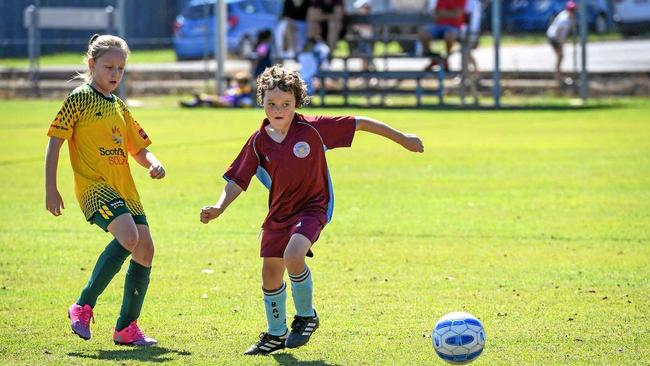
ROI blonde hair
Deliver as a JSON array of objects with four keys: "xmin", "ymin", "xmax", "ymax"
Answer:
[
  {"xmin": 256, "ymin": 65, "xmax": 310, "ymax": 108},
  {"xmin": 76, "ymin": 34, "xmax": 130, "ymax": 83}
]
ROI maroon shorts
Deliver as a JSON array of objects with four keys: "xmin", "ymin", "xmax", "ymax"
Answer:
[{"xmin": 260, "ymin": 214, "xmax": 325, "ymax": 257}]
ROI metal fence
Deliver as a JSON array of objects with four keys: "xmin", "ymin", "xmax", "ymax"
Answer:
[{"xmin": 0, "ymin": 0, "xmax": 185, "ymax": 58}]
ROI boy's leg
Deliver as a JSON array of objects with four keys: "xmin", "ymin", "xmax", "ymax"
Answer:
[
  {"xmin": 244, "ymin": 257, "xmax": 287, "ymax": 355},
  {"xmin": 284, "ymin": 233, "xmax": 319, "ymax": 348},
  {"xmin": 114, "ymin": 222, "xmax": 156, "ymax": 346}
]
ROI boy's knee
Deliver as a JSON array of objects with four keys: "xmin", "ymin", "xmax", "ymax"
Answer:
[{"xmin": 283, "ymin": 252, "xmax": 305, "ymax": 272}]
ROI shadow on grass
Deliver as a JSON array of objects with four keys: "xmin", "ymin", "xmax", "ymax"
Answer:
[
  {"xmin": 67, "ymin": 346, "xmax": 191, "ymax": 363},
  {"xmin": 272, "ymin": 353, "xmax": 342, "ymax": 366}
]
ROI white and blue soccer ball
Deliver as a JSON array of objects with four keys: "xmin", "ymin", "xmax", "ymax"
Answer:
[{"xmin": 432, "ymin": 311, "xmax": 486, "ymax": 365}]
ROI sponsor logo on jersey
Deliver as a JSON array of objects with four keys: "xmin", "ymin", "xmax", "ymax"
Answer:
[
  {"xmin": 99, "ymin": 147, "xmax": 127, "ymax": 157},
  {"xmin": 293, "ymin": 141, "xmax": 310, "ymax": 158},
  {"xmin": 99, "ymin": 147, "xmax": 128, "ymax": 165},
  {"xmin": 111, "ymin": 126, "xmax": 123, "ymax": 145},
  {"xmin": 138, "ymin": 128, "xmax": 148, "ymax": 140}
]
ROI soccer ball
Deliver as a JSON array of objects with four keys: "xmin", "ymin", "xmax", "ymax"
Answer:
[{"xmin": 432, "ymin": 311, "xmax": 486, "ymax": 365}]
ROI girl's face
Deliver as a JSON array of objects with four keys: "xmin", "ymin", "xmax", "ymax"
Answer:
[
  {"xmin": 89, "ymin": 48, "xmax": 127, "ymax": 96},
  {"xmin": 263, "ymin": 87, "xmax": 296, "ymax": 131}
]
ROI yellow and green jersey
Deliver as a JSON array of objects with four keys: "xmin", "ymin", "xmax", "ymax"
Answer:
[{"xmin": 47, "ymin": 84, "xmax": 152, "ymax": 220}]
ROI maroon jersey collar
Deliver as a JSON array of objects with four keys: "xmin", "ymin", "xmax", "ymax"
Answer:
[{"xmin": 260, "ymin": 113, "xmax": 302, "ymax": 144}]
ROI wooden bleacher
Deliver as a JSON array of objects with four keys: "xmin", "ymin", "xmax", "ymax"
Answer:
[{"xmin": 316, "ymin": 12, "xmax": 448, "ymax": 107}]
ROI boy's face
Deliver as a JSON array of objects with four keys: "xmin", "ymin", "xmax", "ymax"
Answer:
[
  {"xmin": 263, "ymin": 87, "xmax": 296, "ymax": 130},
  {"xmin": 89, "ymin": 49, "xmax": 127, "ymax": 95}
]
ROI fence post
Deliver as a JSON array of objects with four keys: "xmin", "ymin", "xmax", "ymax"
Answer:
[{"xmin": 26, "ymin": 4, "xmax": 41, "ymax": 97}]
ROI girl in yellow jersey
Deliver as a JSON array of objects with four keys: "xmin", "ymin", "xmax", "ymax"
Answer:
[{"xmin": 45, "ymin": 34, "xmax": 165, "ymax": 346}]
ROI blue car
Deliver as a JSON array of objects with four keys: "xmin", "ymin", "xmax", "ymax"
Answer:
[
  {"xmin": 504, "ymin": 0, "xmax": 612, "ymax": 33},
  {"xmin": 173, "ymin": 0, "xmax": 281, "ymax": 60}
]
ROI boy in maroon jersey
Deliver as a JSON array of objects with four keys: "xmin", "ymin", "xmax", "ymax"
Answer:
[{"xmin": 199, "ymin": 65, "xmax": 424, "ymax": 355}]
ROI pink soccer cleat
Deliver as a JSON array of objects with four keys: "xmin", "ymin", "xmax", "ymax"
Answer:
[
  {"xmin": 68, "ymin": 303, "xmax": 94, "ymax": 340},
  {"xmin": 113, "ymin": 321, "xmax": 158, "ymax": 346}
]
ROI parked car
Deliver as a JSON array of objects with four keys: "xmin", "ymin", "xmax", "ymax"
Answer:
[
  {"xmin": 503, "ymin": 0, "xmax": 612, "ymax": 34},
  {"xmin": 612, "ymin": 0, "xmax": 650, "ymax": 36},
  {"xmin": 172, "ymin": 0, "xmax": 281, "ymax": 60}
]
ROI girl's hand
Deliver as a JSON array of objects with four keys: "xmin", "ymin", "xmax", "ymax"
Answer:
[
  {"xmin": 46, "ymin": 188, "xmax": 65, "ymax": 216},
  {"xmin": 149, "ymin": 163, "xmax": 166, "ymax": 179},
  {"xmin": 401, "ymin": 133, "xmax": 425, "ymax": 153},
  {"xmin": 200, "ymin": 205, "xmax": 223, "ymax": 224}
]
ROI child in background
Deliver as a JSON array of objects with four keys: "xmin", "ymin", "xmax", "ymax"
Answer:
[
  {"xmin": 297, "ymin": 37, "xmax": 330, "ymax": 95},
  {"xmin": 253, "ymin": 29, "xmax": 274, "ymax": 79},
  {"xmin": 45, "ymin": 34, "xmax": 165, "ymax": 346},
  {"xmin": 547, "ymin": 1, "xmax": 577, "ymax": 83},
  {"xmin": 180, "ymin": 72, "xmax": 253, "ymax": 108},
  {"xmin": 199, "ymin": 65, "xmax": 424, "ymax": 355}
]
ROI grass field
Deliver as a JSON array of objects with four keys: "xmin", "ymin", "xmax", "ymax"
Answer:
[{"xmin": 0, "ymin": 99, "xmax": 649, "ymax": 365}]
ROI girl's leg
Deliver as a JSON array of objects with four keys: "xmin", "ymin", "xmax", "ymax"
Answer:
[
  {"xmin": 115, "ymin": 224, "xmax": 154, "ymax": 332},
  {"xmin": 262, "ymin": 257, "xmax": 287, "ymax": 336},
  {"xmin": 284, "ymin": 233, "xmax": 314, "ymax": 317},
  {"xmin": 77, "ymin": 213, "xmax": 137, "ymax": 308}
]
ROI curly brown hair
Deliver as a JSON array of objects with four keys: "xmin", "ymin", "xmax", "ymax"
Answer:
[{"xmin": 256, "ymin": 65, "xmax": 310, "ymax": 108}]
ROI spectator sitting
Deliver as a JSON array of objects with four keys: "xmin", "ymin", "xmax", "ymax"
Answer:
[
  {"xmin": 276, "ymin": 0, "xmax": 311, "ymax": 59},
  {"xmin": 180, "ymin": 72, "xmax": 253, "ymax": 108},
  {"xmin": 547, "ymin": 1, "xmax": 577, "ymax": 83},
  {"xmin": 307, "ymin": 0, "xmax": 344, "ymax": 52},
  {"xmin": 419, "ymin": 0, "xmax": 467, "ymax": 72}
]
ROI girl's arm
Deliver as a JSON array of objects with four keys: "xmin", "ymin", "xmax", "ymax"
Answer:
[
  {"xmin": 132, "ymin": 148, "xmax": 166, "ymax": 179},
  {"xmin": 200, "ymin": 180, "xmax": 244, "ymax": 224},
  {"xmin": 356, "ymin": 117, "xmax": 425, "ymax": 153},
  {"xmin": 45, "ymin": 137, "xmax": 65, "ymax": 216}
]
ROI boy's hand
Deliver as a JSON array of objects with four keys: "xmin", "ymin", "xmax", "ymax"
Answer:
[
  {"xmin": 46, "ymin": 188, "xmax": 65, "ymax": 216},
  {"xmin": 401, "ymin": 133, "xmax": 424, "ymax": 153},
  {"xmin": 149, "ymin": 163, "xmax": 166, "ymax": 179},
  {"xmin": 200, "ymin": 205, "xmax": 224, "ymax": 224}
]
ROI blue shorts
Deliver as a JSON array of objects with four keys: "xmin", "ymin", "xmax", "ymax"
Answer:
[{"xmin": 426, "ymin": 24, "xmax": 460, "ymax": 39}]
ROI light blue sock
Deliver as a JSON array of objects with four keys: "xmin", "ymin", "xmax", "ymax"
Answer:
[
  {"xmin": 289, "ymin": 266, "xmax": 315, "ymax": 317},
  {"xmin": 263, "ymin": 283, "xmax": 287, "ymax": 336}
]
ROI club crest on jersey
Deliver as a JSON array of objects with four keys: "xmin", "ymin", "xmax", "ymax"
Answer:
[
  {"xmin": 111, "ymin": 126, "xmax": 123, "ymax": 145},
  {"xmin": 293, "ymin": 141, "xmax": 310, "ymax": 158}
]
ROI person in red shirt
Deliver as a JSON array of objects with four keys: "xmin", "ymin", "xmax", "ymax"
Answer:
[
  {"xmin": 200, "ymin": 65, "xmax": 424, "ymax": 355},
  {"xmin": 419, "ymin": 0, "xmax": 467, "ymax": 71}
]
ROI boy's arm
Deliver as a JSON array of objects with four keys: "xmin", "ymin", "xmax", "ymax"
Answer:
[
  {"xmin": 200, "ymin": 180, "xmax": 244, "ymax": 224},
  {"xmin": 45, "ymin": 137, "xmax": 65, "ymax": 216},
  {"xmin": 132, "ymin": 148, "xmax": 166, "ymax": 179},
  {"xmin": 356, "ymin": 117, "xmax": 424, "ymax": 153}
]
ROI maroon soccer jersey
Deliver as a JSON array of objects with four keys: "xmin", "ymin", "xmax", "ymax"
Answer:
[{"xmin": 224, "ymin": 113, "xmax": 356, "ymax": 230}]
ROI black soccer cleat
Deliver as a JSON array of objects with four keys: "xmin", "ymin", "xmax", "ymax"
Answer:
[
  {"xmin": 285, "ymin": 311, "xmax": 319, "ymax": 348},
  {"xmin": 243, "ymin": 332, "xmax": 287, "ymax": 356}
]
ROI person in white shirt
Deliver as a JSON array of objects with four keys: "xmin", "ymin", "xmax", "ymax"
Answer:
[
  {"xmin": 462, "ymin": 0, "xmax": 482, "ymax": 73},
  {"xmin": 547, "ymin": 1, "xmax": 576, "ymax": 82}
]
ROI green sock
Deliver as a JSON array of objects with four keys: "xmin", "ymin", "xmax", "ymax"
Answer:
[
  {"xmin": 77, "ymin": 239, "xmax": 130, "ymax": 308},
  {"xmin": 116, "ymin": 260, "xmax": 151, "ymax": 331}
]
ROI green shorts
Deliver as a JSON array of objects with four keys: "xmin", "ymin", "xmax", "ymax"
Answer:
[{"xmin": 89, "ymin": 198, "xmax": 148, "ymax": 232}]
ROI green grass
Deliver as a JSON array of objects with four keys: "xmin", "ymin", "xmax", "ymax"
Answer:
[
  {"xmin": 0, "ymin": 99, "xmax": 649, "ymax": 365},
  {"xmin": 0, "ymin": 49, "xmax": 178, "ymax": 68}
]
